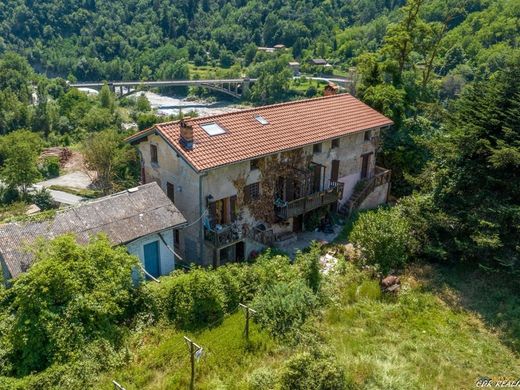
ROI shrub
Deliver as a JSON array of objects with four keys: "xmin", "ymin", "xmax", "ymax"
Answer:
[
  {"xmin": 160, "ymin": 268, "xmax": 226, "ymax": 330},
  {"xmin": 248, "ymin": 366, "xmax": 277, "ymax": 390},
  {"xmin": 40, "ymin": 156, "xmax": 60, "ymax": 179},
  {"xmin": 349, "ymin": 207, "xmax": 415, "ymax": 273},
  {"xmin": 279, "ymin": 349, "xmax": 347, "ymax": 390},
  {"xmin": 214, "ymin": 264, "xmax": 244, "ymax": 312},
  {"xmin": 295, "ymin": 242, "xmax": 322, "ymax": 293},
  {"xmin": 0, "ymin": 185, "xmax": 20, "ymax": 204},
  {"xmin": 251, "ymin": 280, "xmax": 317, "ymax": 339},
  {"xmin": 31, "ymin": 188, "xmax": 55, "ymax": 211}
]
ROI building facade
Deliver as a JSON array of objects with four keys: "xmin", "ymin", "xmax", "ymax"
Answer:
[{"xmin": 128, "ymin": 93, "xmax": 393, "ymax": 267}]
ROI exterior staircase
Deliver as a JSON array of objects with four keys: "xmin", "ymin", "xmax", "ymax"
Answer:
[{"xmin": 339, "ymin": 166, "xmax": 391, "ymax": 218}]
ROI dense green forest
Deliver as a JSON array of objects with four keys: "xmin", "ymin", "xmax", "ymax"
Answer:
[{"xmin": 0, "ymin": 0, "xmax": 519, "ymax": 388}]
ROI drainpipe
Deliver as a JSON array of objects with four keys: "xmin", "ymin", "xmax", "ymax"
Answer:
[{"xmin": 198, "ymin": 172, "xmax": 208, "ymax": 264}]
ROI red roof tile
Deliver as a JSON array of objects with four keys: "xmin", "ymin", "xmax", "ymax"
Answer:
[{"xmin": 127, "ymin": 94, "xmax": 393, "ymax": 172}]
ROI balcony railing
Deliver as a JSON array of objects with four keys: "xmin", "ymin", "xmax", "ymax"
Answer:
[
  {"xmin": 204, "ymin": 223, "xmax": 243, "ymax": 248},
  {"xmin": 275, "ymin": 181, "xmax": 344, "ymax": 220}
]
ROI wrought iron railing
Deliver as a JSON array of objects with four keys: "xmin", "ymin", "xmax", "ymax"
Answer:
[
  {"xmin": 275, "ymin": 181, "xmax": 344, "ymax": 220},
  {"xmin": 344, "ymin": 166, "xmax": 391, "ymax": 217},
  {"xmin": 204, "ymin": 223, "xmax": 242, "ymax": 247}
]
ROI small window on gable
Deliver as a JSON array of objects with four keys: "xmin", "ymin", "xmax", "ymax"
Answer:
[
  {"xmin": 313, "ymin": 143, "xmax": 322, "ymax": 154},
  {"xmin": 250, "ymin": 158, "xmax": 261, "ymax": 171},
  {"xmin": 364, "ymin": 130, "xmax": 372, "ymax": 141},
  {"xmin": 151, "ymin": 144, "xmax": 158, "ymax": 164},
  {"xmin": 331, "ymin": 138, "xmax": 340, "ymax": 148},
  {"xmin": 201, "ymin": 122, "xmax": 226, "ymax": 136}
]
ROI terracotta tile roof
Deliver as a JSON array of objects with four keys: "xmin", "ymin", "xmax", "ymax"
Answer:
[{"xmin": 127, "ymin": 94, "xmax": 393, "ymax": 172}]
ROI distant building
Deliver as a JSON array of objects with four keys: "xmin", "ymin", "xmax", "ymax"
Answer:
[
  {"xmin": 257, "ymin": 47, "xmax": 275, "ymax": 53},
  {"xmin": 0, "ymin": 183, "xmax": 187, "ymax": 284},
  {"xmin": 128, "ymin": 93, "xmax": 393, "ymax": 267},
  {"xmin": 274, "ymin": 44, "xmax": 286, "ymax": 50},
  {"xmin": 308, "ymin": 58, "xmax": 329, "ymax": 66},
  {"xmin": 288, "ymin": 61, "xmax": 300, "ymax": 74}
]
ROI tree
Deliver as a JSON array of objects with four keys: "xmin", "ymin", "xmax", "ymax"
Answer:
[
  {"xmin": 381, "ymin": 0, "xmax": 425, "ymax": 84},
  {"xmin": 82, "ymin": 129, "xmax": 139, "ymax": 193},
  {"xmin": 0, "ymin": 130, "xmax": 43, "ymax": 196},
  {"xmin": 99, "ymin": 82, "xmax": 115, "ymax": 111},
  {"xmin": 0, "ymin": 234, "xmax": 139, "ymax": 375},
  {"xmin": 136, "ymin": 93, "xmax": 151, "ymax": 112},
  {"xmin": 249, "ymin": 58, "xmax": 292, "ymax": 104},
  {"xmin": 422, "ymin": 53, "xmax": 520, "ymax": 273}
]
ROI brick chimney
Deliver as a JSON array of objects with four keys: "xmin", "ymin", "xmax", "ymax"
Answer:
[
  {"xmin": 323, "ymin": 82, "xmax": 339, "ymax": 96},
  {"xmin": 179, "ymin": 119, "xmax": 194, "ymax": 150}
]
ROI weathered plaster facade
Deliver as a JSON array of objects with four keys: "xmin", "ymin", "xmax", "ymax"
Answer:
[{"xmin": 136, "ymin": 126, "xmax": 387, "ymax": 266}]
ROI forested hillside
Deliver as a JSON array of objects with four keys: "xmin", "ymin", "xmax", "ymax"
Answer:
[{"xmin": 0, "ymin": 0, "xmax": 403, "ymax": 80}]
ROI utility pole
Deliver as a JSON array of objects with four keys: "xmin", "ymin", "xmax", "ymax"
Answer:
[
  {"xmin": 239, "ymin": 303, "xmax": 257, "ymax": 341},
  {"xmin": 184, "ymin": 336, "xmax": 203, "ymax": 390}
]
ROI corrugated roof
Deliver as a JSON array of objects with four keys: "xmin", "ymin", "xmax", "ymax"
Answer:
[
  {"xmin": 0, "ymin": 182, "xmax": 186, "ymax": 279},
  {"xmin": 127, "ymin": 94, "xmax": 393, "ymax": 172}
]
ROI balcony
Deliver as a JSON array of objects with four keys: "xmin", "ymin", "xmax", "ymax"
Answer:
[
  {"xmin": 275, "ymin": 181, "xmax": 344, "ymax": 220},
  {"xmin": 205, "ymin": 223, "xmax": 243, "ymax": 248}
]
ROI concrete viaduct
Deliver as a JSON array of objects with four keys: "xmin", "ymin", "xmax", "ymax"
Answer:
[
  {"xmin": 69, "ymin": 76, "xmax": 352, "ymax": 100},
  {"xmin": 69, "ymin": 78, "xmax": 256, "ymax": 99}
]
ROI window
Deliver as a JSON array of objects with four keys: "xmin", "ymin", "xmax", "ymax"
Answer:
[
  {"xmin": 313, "ymin": 143, "xmax": 322, "ymax": 154},
  {"xmin": 150, "ymin": 144, "xmax": 158, "ymax": 164},
  {"xmin": 331, "ymin": 138, "xmax": 340, "ymax": 148},
  {"xmin": 174, "ymin": 230, "xmax": 180, "ymax": 249},
  {"xmin": 364, "ymin": 130, "xmax": 372, "ymax": 141},
  {"xmin": 167, "ymin": 182, "xmax": 175, "ymax": 202},
  {"xmin": 250, "ymin": 158, "xmax": 261, "ymax": 171},
  {"xmin": 255, "ymin": 115, "xmax": 269, "ymax": 125},
  {"xmin": 244, "ymin": 182, "xmax": 260, "ymax": 203},
  {"xmin": 201, "ymin": 122, "xmax": 226, "ymax": 136},
  {"xmin": 209, "ymin": 195, "xmax": 238, "ymax": 226}
]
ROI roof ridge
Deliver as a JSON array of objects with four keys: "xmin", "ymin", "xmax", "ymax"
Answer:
[{"xmin": 155, "ymin": 93, "xmax": 352, "ymax": 129}]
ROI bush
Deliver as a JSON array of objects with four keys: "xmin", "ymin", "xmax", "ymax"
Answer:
[
  {"xmin": 158, "ymin": 268, "xmax": 227, "ymax": 330},
  {"xmin": 295, "ymin": 242, "xmax": 322, "ymax": 293},
  {"xmin": 251, "ymin": 280, "xmax": 317, "ymax": 339},
  {"xmin": 247, "ymin": 366, "xmax": 277, "ymax": 390},
  {"xmin": 40, "ymin": 156, "xmax": 60, "ymax": 179},
  {"xmin": 0, "ymin": 185, "xmax": 20, "ymax": 205},
  {"xmin": 305, "ymin": 85, "xmax": 318, "ymax": 97},
  {"xmin": 279, "ymin": 349, "xmax": 347, "ymax": 390},
  {"xmin": 31, "ymin": 188, "xmax": 55, "ymax": 211},
  {"xmin": 349, "ymin": 207, "xmax": 416, "ymax": 273}
]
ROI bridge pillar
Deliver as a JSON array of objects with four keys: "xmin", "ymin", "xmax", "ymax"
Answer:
[{"xmin": 242, "ymin": 78, "xmax": 250, "ymax": 96}]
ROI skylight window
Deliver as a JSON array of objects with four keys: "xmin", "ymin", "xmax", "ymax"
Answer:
[
  {"xmin": 255, "ymin": 115, "xmax": 269, "ymax": 125},
  {"xmin": 201, "ymin": 122, "xmax": 226, "ymax": 136}
]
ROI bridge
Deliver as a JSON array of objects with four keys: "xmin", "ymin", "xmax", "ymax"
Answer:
[
  {"xmin": 69, "ymin": 75, "xmax": 353, "ymax": 100},
  {"xmin": 69, "ymin": 78, "xmax": 256, "ymax": 99}
]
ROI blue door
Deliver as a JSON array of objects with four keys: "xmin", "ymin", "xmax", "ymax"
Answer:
[{"xmin": 143, "ymin": 241, "xmax": 160, "ymax": 278}]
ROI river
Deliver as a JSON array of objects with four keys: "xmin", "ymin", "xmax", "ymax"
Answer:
[{"xmin": 143, "ymin": 92, "xmax": 244, "ymax": 117}]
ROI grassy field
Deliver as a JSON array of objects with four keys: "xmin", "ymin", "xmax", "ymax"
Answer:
[{"xmin": 96, "ymin": 262, "xmax": 520, "ymax": 390}]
